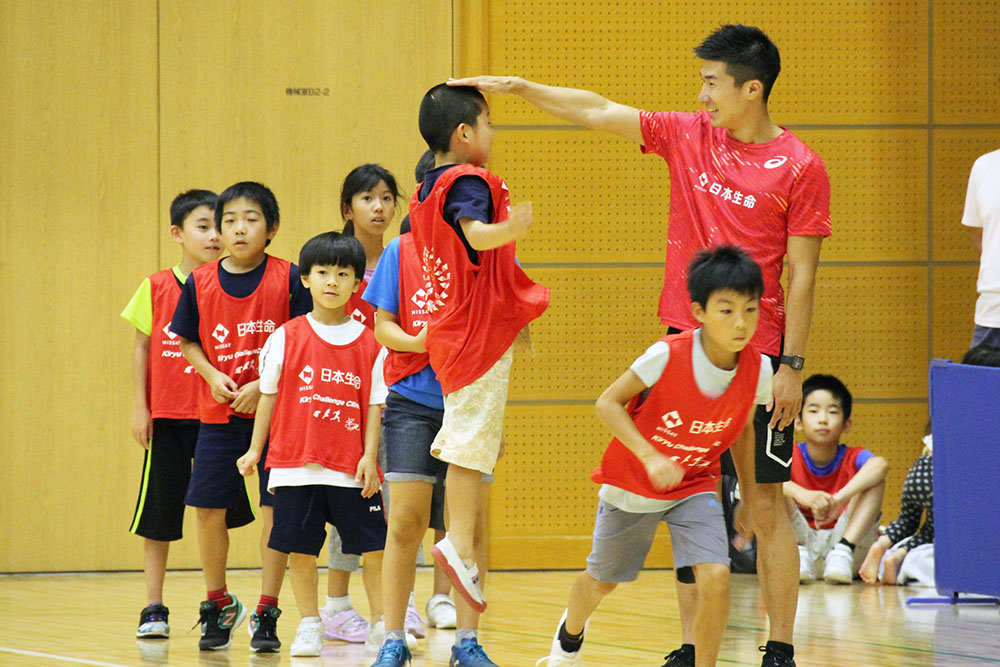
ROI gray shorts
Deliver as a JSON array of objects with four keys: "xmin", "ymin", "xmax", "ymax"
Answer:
[{"xmin": 585, "ymin": 493, "xmax": 729, "ymax": 583}]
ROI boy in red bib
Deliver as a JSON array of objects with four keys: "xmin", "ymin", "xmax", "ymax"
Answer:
[
  {"xmin": 122, "ymin": 189, "xmax": 253, "ymax": 640},
  {"xmin": 409, "ymin": 83, "xmax": 550, "ymax": 614},
  {"xmin": 171, "ymin": 182, "xmax": 312, "ymax": 652},
  {"xmin": 237, "ymin": 232, "xmax": 388, "ymax": 658},
  {"xmin": 785, "ymin": 374, "xmax": 886, "ymax": 584},
  {"xmin": 538, "ymin": 247, "xmax": 771, "ymax": 667}
]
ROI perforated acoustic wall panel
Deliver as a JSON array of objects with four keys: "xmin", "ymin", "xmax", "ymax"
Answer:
[
  {"xmin": 933, "ymin": 0, "xmax": 1000, "ymax": 125},
  {"xmin": 487, "ymin": 1, "xmax": 928, "ymax": 127},
  {"xmin": 466, "ymin": 1, "xmax": 998, "ymax": 570}
]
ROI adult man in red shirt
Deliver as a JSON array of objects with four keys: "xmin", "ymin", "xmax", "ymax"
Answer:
[{"xmin": 452, "ymin": 24, "xmax": 830, "ymax": 667}]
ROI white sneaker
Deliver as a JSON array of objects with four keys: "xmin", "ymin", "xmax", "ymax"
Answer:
[
  {"xmin": 290, "ymin": 618, "xmax": 324, "ymax": 657},
  {"xmin": 365, "ymin": 620, "xmax": 417, "ymax": 654},
  {"xmin": 432, "ymin": 534, "xmax": 486, "ymax": 612},
  {"xmin": 535, "ymin": 609, "xmax": 585, "ymax": 666},
  {"xmin": 823, "ymin": 543, "xmax": 855, "ymax": 584},
  {"xmin": 799, "ymin": 544, "xmax": 817, "ymax": 583},
  {"xmin": 425, "ymin": 594, "xmax": 457, "ymax": 629}
]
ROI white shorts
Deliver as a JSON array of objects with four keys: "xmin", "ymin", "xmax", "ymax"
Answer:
[
  {"xmin": 431, "ymin": 348, "xmax": 513, "ymax": 475},
  {"xmin": 791, "ymin": 508, "xmax": 878, "ymax": 575}
]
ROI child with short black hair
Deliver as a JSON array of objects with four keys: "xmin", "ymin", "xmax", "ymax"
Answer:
[
  {"xmin": 123, "ymin": 189, "xmax": 256, "ymax": 640},
  {"xmin": 538, "ymin": 246, "xmax": 772, "ymax": 667},
  {"xmin": 237, "ymin": 231, "xmax": 388, "ymax": 658},
  {"xmin": 785, "ymin": 374, "xmax": 887, "ymax": 584},
  {"xmin": 171, "ymin": 181, "xmax": 312, "ymax": 651},
  {"xmin": 409, "ymin": 85, "xmax": 549, "ymax": 633}
]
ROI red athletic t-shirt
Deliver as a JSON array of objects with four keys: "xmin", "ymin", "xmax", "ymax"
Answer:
[
  {"xmin": 409, "ymin": 164, "xmax": 550, "ymax": 393},
  {"xmin": 192, "ymin": 256, "xmax": 292, "ymax": 423},
  {"xmin": 640, "ymin": 109, "xmax": 832, "ymax": 355},
  {"xmin": 147, "ymin": 269, "xmax": 200, "ymax": 419},
  {"xmin": 266, "ymin": 316, "xmax": 382, "ymax": 475},
  {"xmin": 591, "ymin": 330, "xmax": 761, "ymax": 499}
]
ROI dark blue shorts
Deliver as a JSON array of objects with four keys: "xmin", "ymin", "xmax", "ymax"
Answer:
[
  {"xmin": 131, "ymin": 419, "xmax": 255, "ymax": 540},
  {"xmin": 185, "ymin": 419, "xmax": 273, "ymax": 510},
  {"xmin": 268, "ymin": 485, "xmax": 387, "ymax": 557}
]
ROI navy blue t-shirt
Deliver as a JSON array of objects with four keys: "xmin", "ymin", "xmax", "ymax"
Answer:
[
  {"xmin": 419, "ymin": 165, "xmax": 493, "ymax": 265},
  {"xmin": 170, "ymin": 255, "xmax": 312, "ymax": 342}
]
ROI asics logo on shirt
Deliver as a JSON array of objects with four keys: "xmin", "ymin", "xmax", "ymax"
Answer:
[
  {"xmin": 764, "ymin": 155, "xmax": 788, "ymax": 169},
  {"xmin": 298, "ymin": 364, "xmax": 314, "ymax": 385},
  {"xmin": 212, "ymin": 324, "xmax": 230, "ymax": 343}
]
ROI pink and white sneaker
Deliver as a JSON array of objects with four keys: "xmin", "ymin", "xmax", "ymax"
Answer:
[
  {"xmin": 320, "ymin": 607, "xmax": 369, "ymax": 643},
  {"xmin": 405, "ymin": 604, "xmax": 426, "ymax": 639}
]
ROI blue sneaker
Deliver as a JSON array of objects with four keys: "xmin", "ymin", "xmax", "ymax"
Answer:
[
  {"xmin": 450, "ymin": 637, "xmax": 499, "ymax": 666},
  {"xmin": 371, "ymin": 638, "xmax": 411, "ymax": 666}
]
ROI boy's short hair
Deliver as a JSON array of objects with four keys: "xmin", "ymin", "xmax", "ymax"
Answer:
[
  {"xmin": 687, "ymin": 245, "xmax": 764, "ymax": 308},
  {"xmin": 694, "ymin": 24, "xmax": 781, "ymax": 101},
  {"xmin": 215, "ymin": 181, "xmax": 280, "ymax": 231},
  {"xmin": 802, "ymin": 374, "xmax": 853, "ymax": 420},
  {"xmin": 298, "ymin": 231, "xmax": 366, "ymax": 280},
  {"xmin": 419, "ymin": 83, "xmax": 487, "ymax": 154},
  {"xmin": 170, "ymin": 189, "xmax": 217, "ymax": 228},
  {"xmin": 961, "ymin": 344, "xmax": 1000, "ymax": 368}
]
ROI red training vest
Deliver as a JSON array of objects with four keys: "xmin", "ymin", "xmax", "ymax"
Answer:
[
  {"xmin": 408, "ymin": 165, "xmax": 549, "ymax": 393},
  {"xmin": 591, "ymin": 330, "xmax": 761, "ymax": 499},
  {"xmin": 347, "ymin": 279, "xmax": 375, "ymax": 330},
  {"xmin": 791, "ymin": 445, "xmax": 865, "ymax": 529},
  {"xmin": 266, "ymin": 316, "xmax": 383, "ymax": 476},
  {"xmin": 148, "ymin": 269, "xmax": 199, "ymax": 419},
  {"xmin": 382, "ymin": 233, "xmax": 433, "ymax": 386},
  {"xmin": 192, "ymin": 256, "xmax": 292, "ymax": 423}
]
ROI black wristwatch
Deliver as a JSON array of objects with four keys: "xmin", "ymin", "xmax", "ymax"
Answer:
[{"xmin": 779, "ymin": 354, "xmax": 805, "ymax": 371}]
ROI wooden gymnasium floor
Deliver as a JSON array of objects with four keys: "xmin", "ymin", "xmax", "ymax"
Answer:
[{"xmin": 1, "ymin": 568, "xmax": 998, "ymax": 666}]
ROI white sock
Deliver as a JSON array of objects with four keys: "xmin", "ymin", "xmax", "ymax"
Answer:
[
  {"xmin": 325, "ymin": 595, "xmax": 352, "ymax": 615},
  {"xmin": 408, "ymin": 592, "xmax": 416, "ymax": 607}
]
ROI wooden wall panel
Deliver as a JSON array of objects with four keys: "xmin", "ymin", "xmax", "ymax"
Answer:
[
  {"xmin": 931, "ymin": 130, "xmax": 1000, "ymax": 262},
  {"xmin": 932, "ymin": 0, "xmax": 1000, "ymax": 125},
  {"xmin": 486, "ymin": 0, "xmax": 928, "ymax": 127},
  {"xmin": 0, "ymin": 1, "xmax": 159, "ymax": 572},
  {"xmin": 158, "ymin": 0, "xmax": 453, "ymax": 271}
]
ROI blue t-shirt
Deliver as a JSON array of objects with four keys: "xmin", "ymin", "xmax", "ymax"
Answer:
[
  {"xmin": 419, "ymin": 164, "xmax": 493, "ymax": 265},
  {"xmin": 796, "ymin": 442, "xmax": 874, "ymax": 477},
  {"xmin": 170, "ymin": 255, "xmax": 312, "ymax": 342},
  {"xmin": 362, "ymin": 236, "xmax": 444, "ymax": 410}
]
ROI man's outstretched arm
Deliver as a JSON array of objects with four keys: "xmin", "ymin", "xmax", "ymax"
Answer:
[{"xmin": 448, "ymin": 76, "xmax": 643, "ymax": 144}]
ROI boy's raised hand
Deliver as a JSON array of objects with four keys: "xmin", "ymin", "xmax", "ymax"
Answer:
[
  {"xmin": 508, "ymin": 202, "xmax": 533, "ymax": 241},
  {"xmin": 236, "ymin": 449, "xmax": 260, "ymax": 477},
  {"xmin": 355, "ymin": 454, "xmax": 381, "ymax": 498},
  {"xmin": 208, "ymin": 369, "xmax": 239, "ymax": 404},
  {"xmin": 231, "ymin": 379, "xmax": 262, "ymax": 414},
  {"xmin": 642, "ymin": 450, "xmax": 685, "ymax": 491}
]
